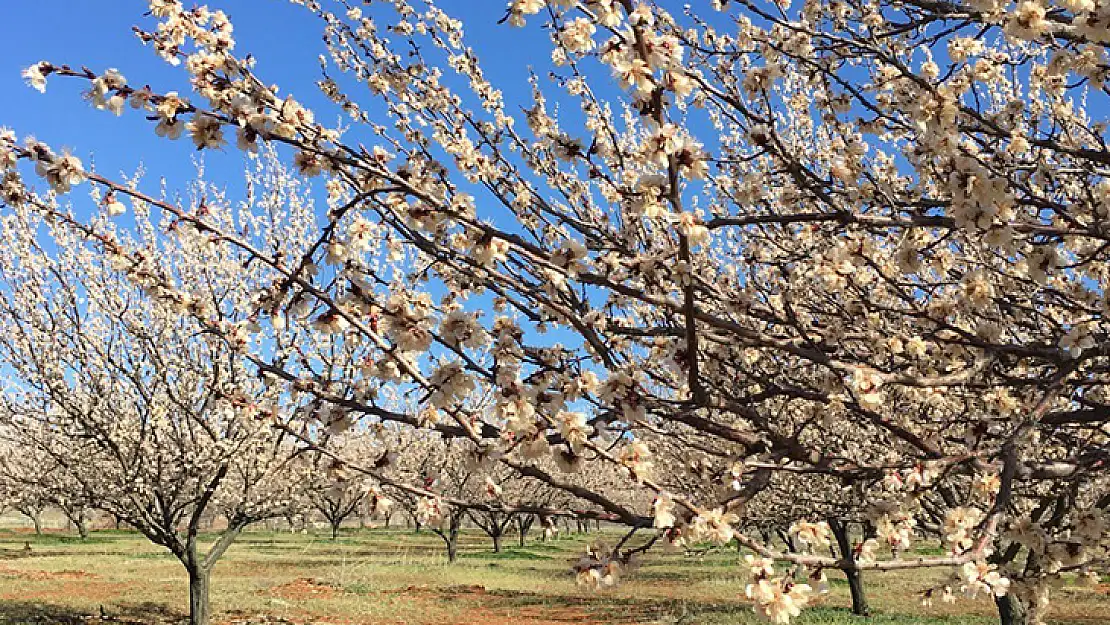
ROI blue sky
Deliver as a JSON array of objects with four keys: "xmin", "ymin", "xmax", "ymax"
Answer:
[
  {"xmin": 0, "ymin": 1, "xmax": 610, "ymax": 396},
  {"xmin": 0, "ymin": 1, "xmax": 547, "ymax": 192},
  {"xmin": 2, "ymin": 2, "xmax": 299, "ymax": 187}
]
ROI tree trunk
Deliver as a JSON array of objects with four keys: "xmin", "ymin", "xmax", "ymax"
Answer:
[
  {"xmin": 444, "ymin": 515, "xmax": 462, "ymax": 563},
  {"xmin": 30, "ymin": 514, "xmax": 42, "ymax": 536},
  {"xmin": 777, "ymin": 529, "xmax": 794, "ymax": 552},
  {"xmin": 188, "ymin": 566, "xmax": 212, "ymax": 625},
  {"xmin": 760, "ymin": 528, "xmax": 773, "ymax": 545},
  {"xmin": 330, "ymin": 519, "xmax": 341, "ymax": 540},
  {"xmin": 75, "ymin": 517, "xmax": 89, "ymax": 540},
  {"xmin": 995, "ymin": 592, "xmax": 1027, "ymax": 625},
  {"xmin": 384, "ymin": 512, "xmax": 392, "ymax": 529},
  {"xmin": 843, "ymin": 564, "xmax": 868, "ymax": 616},
  {"xmin": 829, "ymin": 518, "xmax": 869, "ymax": 616},
  {"xmin": 492, "ymin": 531, "xmax": 502, "ymax": 553},
  {"xmin": 517, "ymin": 518, "xmax": 529, "ymax": 547},
  {"xmin": 446, "ymin": 530, "xmax": 459, "ymax": 563}
]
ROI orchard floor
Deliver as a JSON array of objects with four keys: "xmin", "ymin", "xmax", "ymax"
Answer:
[{"xmin": 0, "ymin": 524, "xmax": 1107, "ymax": 625}]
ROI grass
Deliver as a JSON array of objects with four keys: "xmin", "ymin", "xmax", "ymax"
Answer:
[
  {"xmin": 458, "ymin": 548, "xmax": 553, "ymax": 560},
  {"xmin": 0, "ymin": 517, "xmax": 1106, "ymax": 625}
]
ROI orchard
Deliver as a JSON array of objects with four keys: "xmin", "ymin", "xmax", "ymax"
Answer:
[{"xmin": 0, "ymin": 1, "xmax": 1107, "ymax": 625}]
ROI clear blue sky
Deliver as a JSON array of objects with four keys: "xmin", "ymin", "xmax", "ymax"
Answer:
[
  {"xmin": 0, "ymin": 1, "xmax": 598, "ymax": 366},
  {"xmin": 0, "ymin": 1, "xmax": 546, "ymax": 192}
]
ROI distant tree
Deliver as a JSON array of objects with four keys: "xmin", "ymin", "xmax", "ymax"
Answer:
[
  {"xmin": 0, "ymin": 447, "xmax": 51, "ymax": 536},
  {"xmin": 43, "ymin": 459, "xmax": 97, "ymax": 540},
  {"xmin": 305, "ymin": 433, "xmax": 378, "ymax": 540},
  {"xmin": 391, "ymin": 436, "xmax": 471, "ymax": 562},
  {"xmin": 466, "ymin": 466, "xmax": 527, "ymax": 553},
  {"xmin": 3, "ymin": 431, "xmax": 119, "ymax": 540}
]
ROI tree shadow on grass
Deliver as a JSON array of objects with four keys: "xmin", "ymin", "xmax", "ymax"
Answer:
[
  {"xmin": 0, "ymin": 602, "xmax": 90, "ymax": 625},
  {"xmin": 391, "ymin": 585, "xmax": 745, "ymax": 624},
  {"xmin": 407, "ymin": 587, "xmax": 1003, "ymax": 625},
  {"xmin": 0, "ymin": 601, "xmax": 186, "ymax": 624}
]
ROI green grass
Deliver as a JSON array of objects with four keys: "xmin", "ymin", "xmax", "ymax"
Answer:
[
  {"xmin": 0, "ymin": 532, "xmax": 115, "ymax": 546},
  {"xmin": 459, "ymin": 548, "xmax": 553, "ymax": 561},
  {"xmin": 0, "ymin": 519, "xmax": 1105, "ymax": 624}
]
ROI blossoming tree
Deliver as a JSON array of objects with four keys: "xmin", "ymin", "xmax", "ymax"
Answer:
[
  {"xmin": 304, "ymin": 431, "xmax": 379, "ymax": 539},
  {"xmin": 0, "ymin": 434, "xmax": 100, "ymax": 539},
  {"xmin": 0, "ymin": 171, "xmax": 313, "ymax": 625},
  {"xmin": 2, "ymin": 0, "xmax": 1110, "ymax": 624},
  {"xmin": 0, "ymin": 442, "xmax": 55, "ymax": 536}
]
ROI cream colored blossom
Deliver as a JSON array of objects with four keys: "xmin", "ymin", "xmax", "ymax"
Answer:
[
  {"xmin": 560, "ymin": 18, "xmax": 596, "ymax": 54},
  {"xmin": 22, "ymin": 62, "xmax": 49, "ymax": 93}
]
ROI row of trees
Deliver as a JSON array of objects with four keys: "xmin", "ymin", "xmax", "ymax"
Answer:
[
  {"xmin": 0, "ymin": 155, "xmax": 627, "ymax": 616},
  {"xmin": 0, "ymin": 1, "xmax": 1107, "ymax": 624},
  {"xmin": 0, "ymin": 431, "xmax": 594, "ymax": 551},
  {"xmin": 0, "ymin": 177, "xmax": 613, "ymax": 617},
  {"xmin": 0, "ymin": 443, "xmax": 94, "ymax": 538}
]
